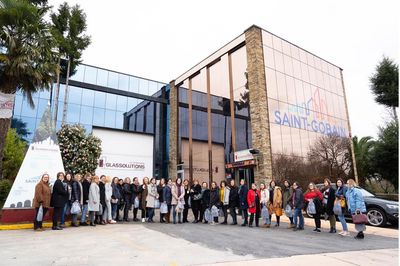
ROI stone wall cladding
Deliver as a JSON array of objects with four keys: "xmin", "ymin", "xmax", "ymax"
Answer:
[
  {"xmin": 168, "ymin": 80, "xmax": 178, "ymax": 179},
  {"xmin": 245, "ymin": 26, "xmax": 273, "ymax": 184}
]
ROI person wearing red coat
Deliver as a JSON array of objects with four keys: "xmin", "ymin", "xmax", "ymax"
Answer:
[
  {"xmin": 247, "ymin": 183, "xmax": 261, "ymax": 227},
  {"xmin": 304, "ymin": 182, "xmax": 323, "ymax": 232}
]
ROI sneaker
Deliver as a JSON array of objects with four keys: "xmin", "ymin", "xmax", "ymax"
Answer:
[
  {"xmin": 52, "ymin": 226, "xmax": 62, "ymax": 230},
  {"xmin": 90, "ymin": 223, "xmax": 96, "ymax": 227},
  {"xmin": 80, "ymin": 222, "xmax": 88, "ymax": 226},
  {"xmin": 142, "ymin": 218, "xmax": 145, "ymax": 223},
  {"xmin": 293, "ymin": 227, "xmax": 299, "ymax": 231},
  {"xmin": 329, "ymin": 228, "xmax": 337, "ymax": 233},
  {"xmin": 288, "ymin": 224, "xmax": 295, "ymax": 229},
  {"xmin": 274, "ymin": 224, "xmax": 279, "ymax": 227},
  {"xmin": 342, "ymin": 231, "xmax": 350, "ymax": 236},
  {"xmin": 110, "ymin": 220, "xmax": 117, "ymax": 224},
  {"xmin": 313, "ymin": 228, "xmax": 321, "ymax": 232}
]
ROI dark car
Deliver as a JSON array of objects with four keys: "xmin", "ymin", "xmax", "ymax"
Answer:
[{"xmin": 311, "ymin": 183, "xmax": 399, "ymax": 227}]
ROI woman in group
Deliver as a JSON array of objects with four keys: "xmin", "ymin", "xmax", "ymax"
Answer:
[
  {"xmin": 97, "ymin": 175, "xmax": 107, "ymax": 225},
  {"xmin": 103, "ymin": 176, "xmax": 114, "ymax": 224},
  {"xmin": 111, "ymin": 177, "xmax": 122, "ymax": 222},
  {"xmin": 239, "ymin": 179, "xmax": 249, "ymax": 226},
  {"xmin": 163, "ymin": 178, "xmax": 173, "ymax": 223},
  {"xmin": 209, "ymin": 181, "xmax": 220, "ymax": 225},
  {"xmin": 190, "ymin": 179, "xmax": 202, "ymax": 223},
  {"xmin": 269, "ymin": 180, "xmax": 282, "ymax": 227},
  {"xmin": 346, "ymin": 179, "xmax": 367, "ymax": 239},
  {"xmin": 247, "ymin": 183, "xmax": 261, "ymax": 227},
  {"xmin": 60, "ymin": 172, "xmax": 72, "ymax": 228},
  {"xmin": 172, "ymin": 177, "xmax": 185, "ymax": 224},
  {"xmin": 33, "ymin": 173, "xmax": 51, "ymax": 231},
  {"xmin": 335, "ymin": 178, "xmax": 349, "ymax": 236},
  {"xmin": 200, "ymin": 182, "xmax": 210, "ymax": 223},
  {"xmin": 132, "ymin": 177, "xmax": 141, "ymax": 221},
  {"xmin": 183, "ymin": 179, "xmax": 191, "ymax": 223},
  {"xmin": 51, "ymin": 172, "xmax": 68, "ymax": 230},
  {"xmin": 146, "ymin": 177, "xmax": 159, "ymax": 223},
  {"xmin": 122, "ymin": 177, "xmax": 132, "ymax": 222},
  {"xmin": 88, "ymin": 175, "xmax": 100, "ymax": 226},
  {"xmin": 70, "ymin": 174, "xmax": 83, "ymax": 227},
  {"xmin": 228, "ymin": 179, "xmax": 239, "ymax": 225},
  {"xmin": 259, "ymin": 182, "xmax": 270, "ymax": 228},
  {"xmin": 304, "ymin": 182, "xmax": 323, "ymax": 232},
  {"xmin": 80, "ymin": 173, "xmax": 91, "ymax": 226},
  {"xmin": 321, "ymin": 178, "xmax": 336, "ymax": 233},
  {"xmin": 141, "ymin": 177, "xmax": 149, "ymax": 222},
  {"xmin": 116, "ymin": 179, "xmax": 124, "ymax": 221},
  {"xmin": 157, "ymin": 178, "xmax": 166, "ymax": 223},
  {"xmin": 282, "ymin": 180, "xmax": 295, "ymax": 228},
  {"xmin": 292, "ymin": 181, "xmax": 305, "ymax": 231},
  {"xmin": 219, "ymin": 180, "xmax": 230, "ymax": 225}
]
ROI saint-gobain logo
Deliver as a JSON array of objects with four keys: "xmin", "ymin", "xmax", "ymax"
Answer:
[{"xmin": 98, "ymin": 157, "xmax": 145, "ymax": 170}]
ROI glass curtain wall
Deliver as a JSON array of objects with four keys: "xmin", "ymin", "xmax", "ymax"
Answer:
[
  {"xmin": 262, "ymin": 30, "xmax": 349, "ymax": 160},
  {"xmin": 177, "ymin": 43, "xmax": 250, "ymax": 185}
]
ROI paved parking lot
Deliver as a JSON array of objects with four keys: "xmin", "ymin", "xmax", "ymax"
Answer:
[{"xmin": 0, "ymin": 215, "xmax": 398, "ymax": 266}]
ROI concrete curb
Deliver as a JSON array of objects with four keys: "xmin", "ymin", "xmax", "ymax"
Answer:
[{"xmin": 0, "ymin": 221, "xmax": 71, "ymax": 230}]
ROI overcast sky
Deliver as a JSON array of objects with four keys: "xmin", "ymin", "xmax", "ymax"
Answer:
[{"xmin": 49, "ymin": 0, "xmax": 399, "ymax": 138}]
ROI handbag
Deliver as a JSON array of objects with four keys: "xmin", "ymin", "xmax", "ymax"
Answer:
[
  {"xmin": 307, "ymin": 200, "xmax": 317, "ymax": 215},
  {"xmin": 284, "ymin": 205, "xmax": 293, "ymax": 218},
  {"xmin": 154, "ymin": 199, "xmax": 160, "ymax": 209},
  {"xmin": 37, "ymin": 205, "xmax": 43, "ymax": 222},
  {"xmin": 111, "ymin": 198, "xmax": 118, "ymax": 204},
  {"xmin": 211, "ymin": 205, "xmax": 219, "ymax": 217},
  {"xmin": 275, "ymin": 207, "xmax": 283, "ymax": 216},
  {"xmin": 218, "ymin": 208, "xmax": 224, "ymax": 217},
  {"xmin": 204, "ymin": 208, "xmax": 212, "ymax": 222},
  {"xmin": 160, "ymin": 202, "xmax": 168, "ymax": 214},
  {"xmin": 352, "ymin": 211, "xmax": 368, "ymax": 224},
  {"xmin": 340, "ymin": 198, "xmax": 346, "ymax": 208},
  {"xmin": 134, "ymin": 197, "xmax": 140, "ymax": 209},
  {"xmin": 193, "ymin": 193, "xmax": 202, "ymax": 201},
  {"xmin": 261, "ymin": 205, "xmax": 269, "ymax": 219},
  {"xmin": 70, "ymin": 201, "xmax": 81, "ymax": 215},
  {"xmin": 333, "ymin": 200, "xmax": 342, "ymax": 215}
]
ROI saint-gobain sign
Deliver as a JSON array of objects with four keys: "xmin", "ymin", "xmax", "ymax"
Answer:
[
  {"xmin": 93, "ymin": 128, "xmax": 153, "ymax": 181},
  {"xmin": 234, "ymin": 149, "xmax": 254, "ymax": 162}
]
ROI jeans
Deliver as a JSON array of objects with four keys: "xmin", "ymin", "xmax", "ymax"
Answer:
[
  {"xmin": 172, "ymin": 205, "xmax": 182, "ymax": 223},
  {"xmin": 34, "ymin": 207, "xmax": 48, "ymax": 229},
  {"xmin": 293, "ymin": 207, "xmax": 304, "ymax": 229},
  {"xmin": 80, "ymin": 204, "xmax": 88, "ymax": 223},
  {"xmin": 60, "ymin": 202, "xmax": 70, "ymax": 225},
  {"xmin": 241, "ymin": 209, "xmax": 248, "ymax": 225},
  {"xmin": 338, "ymin": 214, "xmax": 348, "ymax": 231},
  {"xmin": 102, "ymin": 200, "xmax": 112, "ymax": 221},
  {"xmin": 89, "ymin": 211, "xmax": 96, "ymax": 224},
  {"xmin": 111, "ymin": 203, "xmax": 118, "ymax": 220},
  {"xmin": 147, "ymin": 208, "xmax": 155, "ymax": 221}
]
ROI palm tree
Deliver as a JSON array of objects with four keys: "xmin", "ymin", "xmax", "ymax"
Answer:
[
  {"xmin": 50, "ymin": 2, "xmax": 90, "ymax": 125},
  {"xmin": 352, "ymin": 136, "xmax": 375, "ymax": 186},
  {"xmin": 0, "ymin": 0, "xmax": 58, "ymax": 177}
]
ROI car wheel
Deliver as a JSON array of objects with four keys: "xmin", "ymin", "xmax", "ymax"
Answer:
[{"xmin": 366, "ymin": 208, "xmax": 387, "ymax": 227}]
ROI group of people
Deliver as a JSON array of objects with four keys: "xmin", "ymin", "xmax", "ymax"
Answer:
[{"xmin": 33, "ymin": 172, "xmax": 367, "ymax": 239}]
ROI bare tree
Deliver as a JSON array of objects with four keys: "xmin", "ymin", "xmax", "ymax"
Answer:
[{"xmin": 308, "ymin": 135, "xmax": 352, "ymax": 179}]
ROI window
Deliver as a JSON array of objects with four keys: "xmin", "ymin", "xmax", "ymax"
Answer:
[
  {"xmin": 97, "ymin": 69, "xmax": 108, "ymax": 87},
  {"xmin": 273, "ymin": 50, "xmax": 284, "ymax": 73},
  {"xmin": 286, "ymin": 76, "xmax": 296, "ymax": 104},
  {"xmin": 94, "ymin": 91, "xmax": 106, "ymax": 108},
  {"xmin": 118, "ymin": 74, "xmax": 129, "ymax": 91},
  {"xmin": 264, "ymin": 47, "xmax": 275, "ymax": 69},
  {"xmin": 272, "ymin": 35, "xmax": 282, "ymax": 52},
  {"xmin": 265, "ymin": 68, "xmax": 278, "ymax": 99},
  {"xmin": 68, "ymin": 86, "xmax": 82, "ymax": 105},
  {"xmin": 105, "ymin": 93, "xmax": 117, "ymax": 110},
  {"xmin": 21, "ymin": 97, "xmax": 38, "ymax": 118},
  {"xmin": 139, "ymin": 79, "xmax": 149, "ymax": 95},
  {"xmin": 116, "ymin": 95, "xmax": 127, "ymax": 112},
  {"xmin": 262, "ymin": 30, "xmax": 273, "ymax": 48},
  {"xmin": 93, "ymin": 107, "xmax": 105, "ymax": 126},
  {"xmin": 71, "ymin": 64, "xmax": 85, "ymax": 82},
  {"xmin": 80, "ymin": 106, "xmax": 93, "ymax": 125},
  {"xmin": 104, "ymin": 110, "xmax": 116, "ymax": 128},
  {"xmin": 129, "ymin": 76, "xmax": 139, "ymax": 93},
  {"xmin": 67, "ymin": 103, "xmax": 81, "ymax": 123},
  {"xmin": 270, "ymin": 123, "xmax": 282, "ymax": 154},
  {"xmin": 276, "ymin": 72, "xmax": 288, "ymax": 103},
  {"xmin": 84, "ymin": 66, "xmax": 97, "ymax": 84},
  {"xmin": 81, "ymin": 89, "xmax": 95, "ymax": 107}
]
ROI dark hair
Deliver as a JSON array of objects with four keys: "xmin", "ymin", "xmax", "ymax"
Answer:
[
  {"xmin": 220, "ymin": 180, "xmax": 227, "ymax": 187},
  {"xmin": 112, "ymin": 177, "xmax": 119, "ymax": 183},
  {"xmin": 336, "ymin": 178, "xmax": 345, "ymax": 187},
  {"xmin": 118, "ymin": 179, "xmax": 123, "ymax": 182},
  {"xmin": 269, "ymin": 180, "xmax": 276, "ymax": 187},
  {"xmin": 293, "ymin": 181, "xmax": 300, "ymax": 188},
  {"xmin": 211, "ymin": 181, "xmax": 217, "ymax": 188},
  {"xmin": 176, "ymin": 177, "xmax": 182, "ymax": 185},
  {"xmin": 56, "ymin": 172, "xmax": 64, "ymax": 179},
  {"xmin": 324, "ymin": 178, "xmax": 332, "ymax": 185},
  {"xmin": 283, "ymin": 179, "xmax": 291, "ymax": 188}
]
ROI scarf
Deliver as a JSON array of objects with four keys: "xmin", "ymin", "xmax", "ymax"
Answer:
[{"xmin": 177, "ymin": 184, "xmax": 182, "ymax": 198}]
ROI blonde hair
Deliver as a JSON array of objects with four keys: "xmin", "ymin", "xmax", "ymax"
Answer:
[
  {"xmin": 74, "ymin": 174, "xmax": 82, "ymax": 181},
  {"xmin": 105, "ymin": 176, "xmax": 112, "ymax": 183},
  {"xmin": 347, "ymin": 179, "xmax": 357, "ymax": 187},
  {"xmin": 124, "ymin": 177, "xmax": 131, "ymax": 184},
  {"xmin": 92, "ymin": 175, "xmax": 99, "ymax": 182}
]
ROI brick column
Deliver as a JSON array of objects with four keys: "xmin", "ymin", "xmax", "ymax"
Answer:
[
  {"xmin": 168, "ymin": 80, "xmax": 178, "ymax": 180},
  {"xmin": 245, "ymin": 25, "xmax": 273, "ymax": 184}
]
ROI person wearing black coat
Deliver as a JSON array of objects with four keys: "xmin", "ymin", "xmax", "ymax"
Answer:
[
  {"xmin": 238, "ymin": 179, "xmax": 249, "ymax": 226},
  {"xmin": 116, "ymin": 179, "xmax": 124, "ymax": 221},
  {"xmin": 70, "ymin": 174, "xmax": 82, "ymax": 227},
  {"xmin": 80, "ymin": 173, "xmax": 91, "ymax": 226},
  {"xmin": 96, "ymin": 175, "xmax": 107, "ymax": 224},
  {"xmin": 131, "ymin": 178, "xmax": 141, "ymax": 221},
  {"xmin": 122, "ymin": 177, "xmax": 132, "ymax": 222},
  {"xmin": 228, "ymin": 179, "xmax": 239, "ymax": 225},
  {"xmin": 321, "ymin": 178, "xmax": 337, "ymax": 233},
  {"xmin": 157, "ymin": 178, "xmax": 166, "ymax": 222},
  {"xmin": 51, "ymin": 172, "xmax": 68, "ymax": 230},
  {"xmin": 111, "ymin": 177, "xmax": 122, "ymax": 221},
  {"xmin": 190, "ymin": 180, "xmax": 202, "ymax": 223},
  {"xmin": 200, "ymin": 182, "xmax": 210, "ymax": 223},
  {"xmin": 163, "ymin": 179, "xmax": 173, "ymax": 223},
  {"xmin": 209, "ymin": 182, "xmax": 220, "ymax": 224},
  {"xmin": 292, "ymin": 181, "xmax": 305, "ymax": 231},
  {"xmin": 183, "ymin": 179, "xmax": 190, "ymax": 223}
]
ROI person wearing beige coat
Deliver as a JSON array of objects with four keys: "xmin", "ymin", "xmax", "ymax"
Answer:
[
  {"xmin": 269, "ymin": 180, "xmax": 283, "ymax": 227},
  {"xmin": 146, "ymin": 177, "xmax": 159, "ymax": 223},
  {"xmin": 259, "ymin": 183, "xmax": 271, "ymax": 227}
]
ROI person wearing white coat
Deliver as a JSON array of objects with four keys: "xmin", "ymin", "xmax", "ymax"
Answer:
[
  {"xmin": 103, "ymin": 176, "xmax": 115, "ymax": 224},
  {"xmin": 88, "ymin": 176, "xmax": 100, "ymax": 226},
  {"xmin": 260, "ymin": 183, "xmax": 271, "ymax": 227}
]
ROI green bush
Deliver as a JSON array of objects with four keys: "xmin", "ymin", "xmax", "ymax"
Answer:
[{"xmin": 0, "ymin": 179, "xmax": 12, "ymax": 203}]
